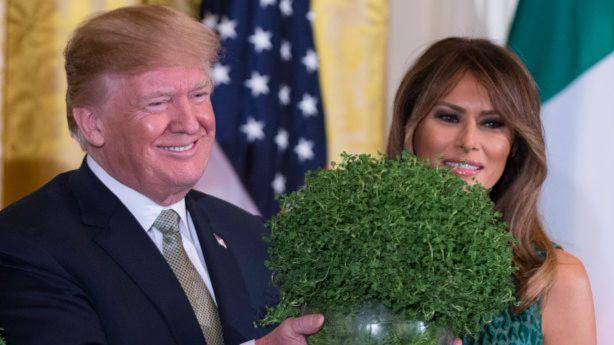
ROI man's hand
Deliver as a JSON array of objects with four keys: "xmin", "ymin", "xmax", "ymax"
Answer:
[{"xmin": 255, "ymin": 314, "xmax": 324, "ymax": 345}]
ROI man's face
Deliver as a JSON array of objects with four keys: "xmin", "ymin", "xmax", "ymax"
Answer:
[{"xmin": 90, "ymin": 66, "xmax": 215, "ymax": 205}]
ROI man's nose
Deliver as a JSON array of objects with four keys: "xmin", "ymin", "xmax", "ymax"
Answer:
[
  {"xmin": 171, "ymin": 98, "xmax": 200, "ymax": 133},
  {"xmin": 456, "ymin": 122, "xmax": 479, "ymax": 152}
]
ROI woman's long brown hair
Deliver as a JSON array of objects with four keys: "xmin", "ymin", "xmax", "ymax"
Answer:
[{"xmin": 387, "ymin": 37, "xmax": 556, "ymax": 310}]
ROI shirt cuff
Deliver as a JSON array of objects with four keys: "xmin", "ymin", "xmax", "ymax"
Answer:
[{"xmin": 240, "ymin": 340, "xmax": 256, "ymax": 345}]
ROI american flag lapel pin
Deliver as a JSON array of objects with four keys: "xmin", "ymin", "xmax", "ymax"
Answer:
[{"xmin": 213, "ymin": 233, "xmax": 228, "ymax": 249}]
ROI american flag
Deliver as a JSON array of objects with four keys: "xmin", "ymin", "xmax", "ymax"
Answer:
[{"xmin": 201, "ymin": 0, "xmax": 327, "ymax": 219}]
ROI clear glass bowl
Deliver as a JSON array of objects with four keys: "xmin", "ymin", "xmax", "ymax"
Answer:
[{"xmin": 306, "ymin": 302, "xmax": 454, "ymax": 345}]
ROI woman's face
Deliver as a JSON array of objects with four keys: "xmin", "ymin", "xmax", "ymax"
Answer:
[{"xmin": 412, "ymin": 73, "xmax": 513, "ymax": 189}]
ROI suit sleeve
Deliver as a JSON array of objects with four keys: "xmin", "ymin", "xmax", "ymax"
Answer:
[{"xmin": 0, "ymin": 234, "xmax": 107, "ymax": 345}]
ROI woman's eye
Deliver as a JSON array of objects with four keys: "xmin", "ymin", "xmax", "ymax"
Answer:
[
  {"xmin": 436, "ymin": 113, "xmax": 458, "ymax": 123},
  {"xmin": 482, "ymin": 119, "xmax": 504, "ymax": 129}
]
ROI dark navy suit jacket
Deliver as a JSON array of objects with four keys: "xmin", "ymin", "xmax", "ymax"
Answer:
[{"xmin": 0, "ymin": 162, "xmax": 277, "ymax": 344}]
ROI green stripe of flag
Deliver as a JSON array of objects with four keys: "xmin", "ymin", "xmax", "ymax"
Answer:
[{"xmin": 508, "ymin": 0, "xmax": 614, "ymax": 102}]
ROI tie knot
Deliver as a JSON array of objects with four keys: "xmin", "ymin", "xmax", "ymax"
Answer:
[{"xmin": 153, "ymin": 209, "xmax": 180, "ymax": 235}]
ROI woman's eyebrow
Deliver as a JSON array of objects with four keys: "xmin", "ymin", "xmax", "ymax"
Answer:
[
  {"xmin": 436, "ymin": 101, "xmax": 465, "ymax": 112},
  {"xmin": 436, "ymin": 101, "xmax": 499, "ymax": 116},
  {"xmin": 480, "ymin": 110, "xmax": 499, "ymax": 116}
]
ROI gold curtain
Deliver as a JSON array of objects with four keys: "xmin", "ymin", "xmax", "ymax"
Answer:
[
  {"xmin": 0, "ymin": 0, "xmax": 199, "ymax": 207},
  {"xmin": 312, "ymin": 0, "xmax": 389, "ymax": 164},
  {"xmin": 141, "ymin": 0, "xmax": 200, "ymax": 17},
  {"xmin": 0, "ymin": 1, "xmax": 5, "ymax": 203}
]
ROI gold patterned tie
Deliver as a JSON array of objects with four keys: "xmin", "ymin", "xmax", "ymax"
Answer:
[{"xmin": 153, "ymin": 209, "xmax": 224, "ymax": 345}]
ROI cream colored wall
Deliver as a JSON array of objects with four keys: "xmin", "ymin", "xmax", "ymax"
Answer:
[{"xmin": 0, "ymin": 0, "xmax": 5, "ymax": 204}]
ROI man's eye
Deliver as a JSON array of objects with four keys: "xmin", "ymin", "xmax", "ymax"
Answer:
[
  {"xmin": 145, "ymin": 100, "xmax": 169, "ymax": 111},
  {"xmin": 436, "ymin": 113, "xmax": 458, "ymax": 123},
  {"xmin": 191, "ymin": 92, "xmax": 209, "ymax": 101}
]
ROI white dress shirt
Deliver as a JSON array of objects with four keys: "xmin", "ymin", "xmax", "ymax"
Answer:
[{"xmin": 87, "ymin": 156, "xmax": 256, "ymax": 345}]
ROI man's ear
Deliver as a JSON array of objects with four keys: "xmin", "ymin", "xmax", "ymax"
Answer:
[{"xmin": 72, "ymin": 107, "xmax": 105, "ymax": 147}]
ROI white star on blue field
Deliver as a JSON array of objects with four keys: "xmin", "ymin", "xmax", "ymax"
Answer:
[{"xmin": 202, "ymin": 0, "xmax": 327, "ymax": 218}]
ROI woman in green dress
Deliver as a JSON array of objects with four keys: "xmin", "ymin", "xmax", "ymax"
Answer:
[{"xmin": 387, "ymin": 37, "xmax": 596, "ymax": 344}]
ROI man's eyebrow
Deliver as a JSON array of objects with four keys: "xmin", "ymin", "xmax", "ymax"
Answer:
[
  {"xmin": 138, "ymin": 91, "xmax": 173, "ymax": 100},
  {"xmin": 191, "ymin": 80, "xmax": 213, "ymax": 91},
  {"xmin": 137, "ymin": 81, "xmax": 213, "ymax": 101}
]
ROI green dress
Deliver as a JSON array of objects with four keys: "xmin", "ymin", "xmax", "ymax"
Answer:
[
  {"xmin": 463, "ymin": 302, "xmax": 542, "ymax": 345},
  {"xmin": 465, "ymin": 244, "xmax": 557, "ymax": 345}
]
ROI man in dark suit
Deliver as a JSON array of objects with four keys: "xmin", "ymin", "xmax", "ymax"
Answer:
[{"xmin": 0, "ymin": 5, "xmax": 323, "ymax": 345}]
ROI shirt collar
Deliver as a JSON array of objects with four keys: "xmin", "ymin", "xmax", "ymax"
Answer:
[{"xmin": 87, "ymin": 155, "xmax": 188, "ymax": 232}]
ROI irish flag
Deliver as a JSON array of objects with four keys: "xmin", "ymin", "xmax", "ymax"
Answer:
[{"xmin": 508, "ymin": 0, "xmax": 614, "ymax": 342}]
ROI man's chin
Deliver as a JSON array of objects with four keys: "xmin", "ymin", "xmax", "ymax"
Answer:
[
  {"xmin": 172, "ymin": 171, "xmax": 206, "ymax": 190},
  {"xmin": 144, "ymin": 171, "xmax": 204, "ymax": 202}
]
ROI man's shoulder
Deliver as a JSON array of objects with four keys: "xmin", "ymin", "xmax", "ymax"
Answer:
[
  {"xmin": 0, "ymin": 170, "xmax": 84, "ymax": 261},
  {"xmin": 0, "ymin": 170, "xmax": 76, "ymax": 225}
]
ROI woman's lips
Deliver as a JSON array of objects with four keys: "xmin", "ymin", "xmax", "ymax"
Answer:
[{"xmin": 443, "ymin": 160, "xmax": 483, "ymax": 176}]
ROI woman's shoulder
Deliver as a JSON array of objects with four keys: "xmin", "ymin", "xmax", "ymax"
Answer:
[
  {"xmin": 548, "ymin": 250, "xmax": 592, "ymax": 307},
  {"xmin": 552, "ymin": 250, "xmax": 590, "ymax": 288},
  {"xmin": 553, "ymin": 249, "xmax": 583, "ymax": 266},
  {"xmin": 541, "ymin": 249, "xmax": 595, "ymax": 344}
]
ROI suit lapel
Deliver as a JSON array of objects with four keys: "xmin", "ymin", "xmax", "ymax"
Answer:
[
  {"xmin": 187, "ymin": 193, "xmax": 254, "ymax": 344},
  {"xmin": 69, "ymin": 161, "xmax": 205, "ymax": 345}
]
